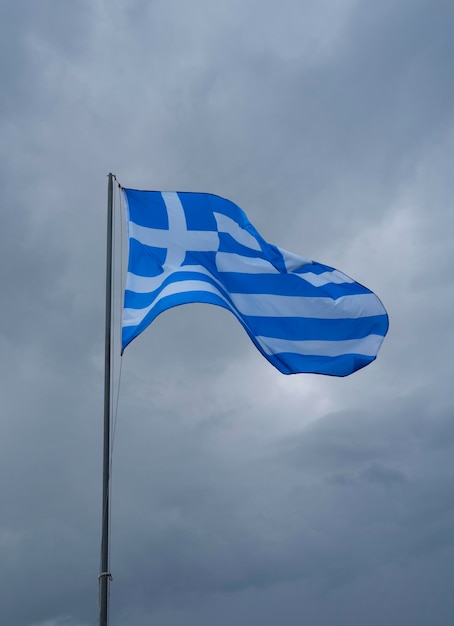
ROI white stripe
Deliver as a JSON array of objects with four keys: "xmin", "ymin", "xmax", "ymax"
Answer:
[
  {"xmin": 256, "ymin": 334, "xmax": 384, "ymax": 357},
  {"xmin": 214, "ymin": 213, "xmax": 261, "ymax": 250},
  {"xmin": 230, "ymin": 291, "xmax": 386, "ymax": 319},
  {"xmin": 123, "ymin": 279, "xmax": 229, "ymax": 327},
  {"xmin": 279, "ymin": 248, "xmax": 312, "ymax": 271},
  {"xmin": 125, "ymin": 265, "xmax": 215, "ymax": 294},
  {"xmin": 130, "ymin": 220, "xmax": 220, "ymax": 255},
  {"xmin": 300, "ymin": 269, "xmax": 354, "ymax": 287},
  {"xmin": 125, "ymin": 271, "xmax": 166, "ymax": 294},
  {"xmin": 215, "ymin": 252, "xmax": 278, "ymax": 274},
  {"xmin": 129, "ymin": 222, "xmax": 172, "ymax": 249},
  {"xmin": 214, "ymin": 257, "xmax": 355, "ymax": 283}
]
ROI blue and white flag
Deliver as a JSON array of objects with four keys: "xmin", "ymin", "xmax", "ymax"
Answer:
[{"xmin": 122, "ymin": 189, "xmax": 388, "ymax": 376}]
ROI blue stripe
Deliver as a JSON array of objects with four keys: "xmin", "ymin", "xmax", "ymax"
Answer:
[
  {"xmin": 218, "ymin": 232, "xmax": 262, "ymax": 256},
  {"xmin": 266, "ymin": 352, "xmax": 376, "ymax": 376},
  {"xmin": 243, "ymin": 314, "xmax": 389, "ymax": 341},
  {"xmin": 295, "ymin": 262, "xmax": 338, "ymax": 276},
  {"xmin": 216, "ymin": 271, "xmax": 371, "ymax": 298}
]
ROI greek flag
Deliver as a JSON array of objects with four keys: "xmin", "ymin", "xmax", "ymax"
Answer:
[{"xmin": 122, "ymin": 189, "xmax": 388, "ymax": 376}]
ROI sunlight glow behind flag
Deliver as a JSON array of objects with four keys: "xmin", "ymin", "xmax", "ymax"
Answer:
[{"xmin": 122, "ymin": 189, "xmax": 388, "ymax": 376}]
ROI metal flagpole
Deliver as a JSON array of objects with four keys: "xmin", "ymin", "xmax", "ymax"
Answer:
[{"xmin": 99, "ymin": 173, "xmax": 114, "ymax": 626}]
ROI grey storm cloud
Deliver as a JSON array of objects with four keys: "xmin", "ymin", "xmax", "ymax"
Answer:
[{"xmin": 1, "ymin": 0, "xmax": 454, "ymax": 625}]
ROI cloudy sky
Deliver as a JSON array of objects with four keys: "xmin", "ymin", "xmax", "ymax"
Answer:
[{"xmin": 1, "ymin": 1, "xmax": 454, "ymax": 625}]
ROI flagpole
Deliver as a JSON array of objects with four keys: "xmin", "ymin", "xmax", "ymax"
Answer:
[{"xmin": 99, "ymin": 173, "xmax": 114, "ymax": 626}]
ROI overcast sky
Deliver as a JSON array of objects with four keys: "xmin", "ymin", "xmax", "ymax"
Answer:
[{"xmin": 1, "ymin": 1, "xmax": 454, "ymax": 625}]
